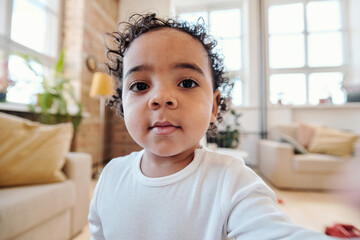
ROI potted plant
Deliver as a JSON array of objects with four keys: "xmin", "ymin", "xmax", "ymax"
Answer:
[
  {"xmin": 207, "ymin": 109, "xmax": 242, "ymax": 148},
  {"xmin": 19, "ymin": 51, "xmax": 83, "ymax": 132}
]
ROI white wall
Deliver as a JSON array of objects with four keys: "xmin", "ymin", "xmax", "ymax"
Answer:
[
  {"xmin": 268, "ymin": 105, "xmax": 360, "ymax": 133},
  {"xmin": 118, "ymin": 0, "xmax": 170, "ymax": 22},
  {"xmin": 233, "ymin": 106, "xmax": 262, "ymax": 166},
  {"xmin": 242, "ymin": 0, "xmax": 261, "ymax": 107},
  {"xmin": 348, "ymin": 0, "xmax": 360, "ymax": 85}
]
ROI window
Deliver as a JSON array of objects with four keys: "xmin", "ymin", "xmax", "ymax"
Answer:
[
  {"xmin": 177, "ymin": 5, "xmax": 243, "ymax": 105},
  {"xmin": 266, "ymin": 0, "xmax": 346, "ymax": 105},
  {"xmin": 0, "ymin": 0, "xmax": 61, "ymax": 104}
]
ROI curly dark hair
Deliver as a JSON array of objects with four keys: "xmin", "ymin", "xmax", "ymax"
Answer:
[{"xmin": 105, "ymin": 13, "xmax": 232, "ymax": 135}]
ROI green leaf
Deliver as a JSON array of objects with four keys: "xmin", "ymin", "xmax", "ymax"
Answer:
[
  {"xmin": 55, "ymin": 50, "xmax": 65, "ymax": 74},
  {"xmin": 22, "ymin": 50, "xmax": 83, "ymax": 131},
  {"xmin": 15, "ymin": 53, "xmax": 41, "ymax": 77}
]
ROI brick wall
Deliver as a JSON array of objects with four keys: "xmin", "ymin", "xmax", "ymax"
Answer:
[{"xmin": 63, "ymin": 0, "xmax": 119, "ymax": 169}]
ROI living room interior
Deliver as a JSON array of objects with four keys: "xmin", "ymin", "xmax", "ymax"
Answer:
[{"xmin": 0, "ymin": 0, "xmax": 359, "ymax": 239}]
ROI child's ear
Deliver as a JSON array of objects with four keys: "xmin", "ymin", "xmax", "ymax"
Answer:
[{"xmin": 211, "ymin": 90, "xmax": 221, "ymax": 123}]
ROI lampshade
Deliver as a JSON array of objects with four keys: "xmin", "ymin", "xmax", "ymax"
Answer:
[{"xmin": 89, "ymin": 72, "xmax": 114, "ymax": 98}]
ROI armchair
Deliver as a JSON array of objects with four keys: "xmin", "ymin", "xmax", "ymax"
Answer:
[{"xmin": 258, "ymin": 123, "xmax": 360, "ymax": 190}]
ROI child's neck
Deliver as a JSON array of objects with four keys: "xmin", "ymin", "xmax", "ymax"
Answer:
[{"xmin": 141, "ymin": 145, "xmax": 200, "ymax": 178}]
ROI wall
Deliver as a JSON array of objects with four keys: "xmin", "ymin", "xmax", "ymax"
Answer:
[
  {"xmin": 118, "ymin": 0, "xmax": 170, "ymax": 22},
  {"xmin": 348, "ymin": 0, "xmax": 360, "ymax": 85},
  {"xmin": 243, "ymin": 0, "xmax": 261, "ymax": 107},
  {"xmin": 268, "ymin": 105, "xmax": 360, "ymax": 133},
  {"xmin": 232, "ymin": 106, "xmax": 262, "ymax": 166},
  {"xmin": 63, "ymin": 0, "xmax": 119, "ymax": 168}
]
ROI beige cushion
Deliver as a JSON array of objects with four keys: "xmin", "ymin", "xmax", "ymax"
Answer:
[
  {"xmin": 0, "ymin": 180, "xmax": 75, "ymax": 239},
  {"xmin": 269, "ymin": 123, "xmax": 298, "ymax": 140},
  {"xmin": 0, "ymin": 113, "xmax": 73, "ymax": 187},
  {"xmin": 277, "ymin": 134, "xmax": 308, "ymax": 154},
  {"xmin": 293, "ymin": 153, "xmax": 348, "ymax": 173},
  {"xmin": 296, "ymin": 122, "xmax": 317, "ymax": 148},
  {"xmin": 308, "ymin": 127, "xmax": 359, "ymax": 156}
]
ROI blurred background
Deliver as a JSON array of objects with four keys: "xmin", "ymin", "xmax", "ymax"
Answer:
[{"xmin": 1, "ymin": 1, "xmax": 359, "ymax": 239}]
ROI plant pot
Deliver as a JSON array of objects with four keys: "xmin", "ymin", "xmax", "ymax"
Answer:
[
  {"xmin": 37, "ymin": 93, "xmax": 54, "ymax": 108},
  {"xmin": 206, "ymin": 130, "xmax": 240, "ymax": 148},
  {"xmin": 0, "ymin": 92, "xmax": 6, "ymax": 102}
]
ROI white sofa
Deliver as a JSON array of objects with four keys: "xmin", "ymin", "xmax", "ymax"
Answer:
[
  {"xmin": 258, "ymin": 124, "xmax": 360, "ymax": 190},
  {"xmin": 0, "ymin": 152, "xmax": 92, "ymax": 240}
]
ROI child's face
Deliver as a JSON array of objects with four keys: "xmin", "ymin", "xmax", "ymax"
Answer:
[{"xmin": 122, "ymin": 28, "xmax": 219, "ymax": 157}]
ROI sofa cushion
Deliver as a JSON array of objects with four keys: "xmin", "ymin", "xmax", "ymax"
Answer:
[
  {"xmin": 293, "ymin": 154, "xmax": 349, "ymax": 174},
  {"xmin": 0, "ymin": 180, "xmax": 75, "ymax": 240},
  {"xmin": 277, "ymin": 134, "xmax": 308, "ymax": 154},
  {"xmin": 269, "ymin": 123, "xmax": 298, "ymax": 141},
  {"xmin": 296, "ymin": 122, "xmax": 317, "ymax": 148},
  {"xmin": 308, "ymin": 127, "xmax": 359, "ymax": 156},
  {"xmin": 0, "ymin": 113, "xmax": 73, "ymax": 187}
]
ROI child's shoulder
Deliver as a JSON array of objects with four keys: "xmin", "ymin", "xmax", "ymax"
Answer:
[
  {"xmin": 197, "ymin": 147, "xmax": 246, "ymax": 168},
  {"xmin": 196, "ymin": 148, "xmax": 249, "ymax": 176},
  {"xmin": 198, "ymin": 148, "xmax": 264, "ymax": 185}
]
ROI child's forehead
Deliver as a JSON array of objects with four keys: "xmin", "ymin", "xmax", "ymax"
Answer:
[
  {"xmin": 123, "ymin": 27, "xmax": 212, "ymax": 72},
  {"xmin": 122, "ymin": 27, "xmax": 215, "ymax": 85},
  {"xmin": 127, "ymin": 28, "xmax": 207, "ymax": 54}
]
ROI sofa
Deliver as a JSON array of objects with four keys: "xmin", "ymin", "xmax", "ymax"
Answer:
[
  {"xmin": 0, "ymin": 152, "xmax": 91, "ymax": 240},
  {"xmin": 0, "ymin": 112, "xmax": 92, "ymax": 240},
  {"xmin": 258, "ymin": 123, "xmax": 360, "ymax": 190}
]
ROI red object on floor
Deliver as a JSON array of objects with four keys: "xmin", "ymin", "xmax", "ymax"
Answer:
[
  {"xmin": 325, "ymin": 223, "xmax": 360, "ymax": 238},
  {"xmin": 277, "ymin": 198, "xmax": 284, "ymax": 204}
]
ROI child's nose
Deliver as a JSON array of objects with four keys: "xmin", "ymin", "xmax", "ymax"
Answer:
[{"xmin": 148, "ymin": 90, "xmax": 178, "ymax": 110}]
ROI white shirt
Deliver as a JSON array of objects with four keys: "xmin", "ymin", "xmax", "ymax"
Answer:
[{"xmin": 89, "ymin": 148, "xmax": 337, "ymax": 240}]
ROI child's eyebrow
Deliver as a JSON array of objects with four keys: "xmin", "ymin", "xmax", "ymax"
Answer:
[
  {"xmin": 124, "ymin": 64, "xmax": 153, "ymax": 78},
  {"xmin": 172, "ymin": 62, "xmax": 204, "ymax": 76},
  {"xmin": 124, "ymin": 62, "xmax": 204, "ymax": 78}
]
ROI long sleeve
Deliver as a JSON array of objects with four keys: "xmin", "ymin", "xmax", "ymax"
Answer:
[{"xmin": 221, "ymin": 159, "xmax": 339, "ymax": 240}]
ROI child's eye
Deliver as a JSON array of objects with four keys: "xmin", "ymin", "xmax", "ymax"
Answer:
[
  {"xmin": 178, "ymin": 79, "xmax": 198, "ymax": 88},
  {"xmin": 130, "ymin": 82, "xmax": 150, "ymax": 92}
]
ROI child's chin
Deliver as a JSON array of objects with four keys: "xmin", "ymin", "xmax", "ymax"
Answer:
[
  {"xmin": 150, "ymin": 149, "xmax": 181, "ymax": 157},
  {"xmin": 148, "ymin": 144, "xmax": 200, "ymax": 158},
  {"xmin": 147, "ymin": 146, "xmax": 187, "ymax": 157}
]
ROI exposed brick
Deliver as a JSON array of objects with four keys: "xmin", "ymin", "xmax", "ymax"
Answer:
[{"xmin": 62, "ymin": 0, "xmax": 120, "ymax": 167}]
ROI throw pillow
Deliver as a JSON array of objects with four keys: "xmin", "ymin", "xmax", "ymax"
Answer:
[
  {"xmin": 0, "ymin": 113, "xmax": 73, "ymax": 187},
  {"xmin": 278, "ymin": 134, "xmax": 308, "ymax": 154},
  {"xmin": 308, "ymin": 127, "xmax": 359, "ymax": 156},
  {"xmin": 296, "ymin": 122, "xmax": 317, "ymax": 148}
]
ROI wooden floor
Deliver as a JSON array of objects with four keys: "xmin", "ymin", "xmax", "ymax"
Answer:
[
  {"xmin": 268, "ymin": 181, "xmax": 360, "ymax": 233},
  {"xmin": 73, "ymin": 173, "xmax": 360, "ymax": 239}
]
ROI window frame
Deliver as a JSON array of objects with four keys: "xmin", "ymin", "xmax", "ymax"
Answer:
[
  {"xmin": 263, "ymin": 0, "xmax": 349, "ymax": 106},
  {"xmin": 0, "ymin": 0, "xmax": 63, "ymax": 104},
  {"xmin": 176, "ymin": 1, "xmax": 245, "ymax": 106}
]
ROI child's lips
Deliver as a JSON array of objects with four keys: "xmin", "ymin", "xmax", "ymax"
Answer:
[{"xmin": 150, "ymin": 121, "xmax": 180, "ymax": 135}]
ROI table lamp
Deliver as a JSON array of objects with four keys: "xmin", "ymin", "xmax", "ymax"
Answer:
[{"xmin": 89, "ymin": 72, "xmax": 114, "ymax": 178}]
